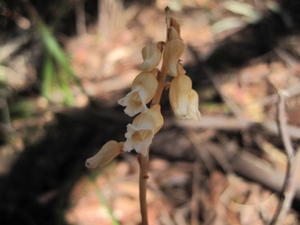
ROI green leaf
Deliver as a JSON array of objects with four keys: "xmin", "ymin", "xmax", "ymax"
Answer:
[{"xmin": 88, "ymin": 174, "xmax": 121, "ymax": 225}]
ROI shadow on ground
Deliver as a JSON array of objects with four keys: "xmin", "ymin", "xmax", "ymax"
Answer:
[{"xmin": 0, "ymin": 101, "xmax": 128, "ymax": 225}]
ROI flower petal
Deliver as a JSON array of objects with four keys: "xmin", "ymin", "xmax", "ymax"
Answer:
[
  {"xmin": 124, "ymin": 105, "xmax": 164, "ymax": 156},
  {"xmin": 132, "ymin": 105, "xmax": 164, "ymax": 133},
  {"xmin": 119, "ymin": 71, "xmax": 158, "ymax": 117},
  {"xmin": 118, "ymin": 87, "xmax": 148, "ymax": 117},
  {"xmin": 124, "ymin": 124, "xmax": 154, "ymax": 156},
  {"xmin": 187, "ymin": 89, "xmax": 201, "ymax": 120},
  {"xmin": 169, "ymin": 73, "xmax": 193, "ymax": 118},
  {"xmin": 140, "ymin": 43, "xmax": 163, "ymax": 71}
]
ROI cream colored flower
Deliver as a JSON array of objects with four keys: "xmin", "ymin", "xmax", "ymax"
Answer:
[
  {"xmin": 169, "ymin": 72, "xmax": 201, "ymax": 120},
  {"xmin": 124, "ymin": 105, "xmax": 163, "ymax": 155},
  {"xmin": 163, "ymin": 28, "xmax": 185, "ymax": 77},
  {"xmin": 140, "ymin": 42, "xmax": 163, "ymax": 72},
  {"xmin": 85, "ymin": 140, "xmax": 123, "ymax": 168},
  {"xmin": 118, "ymin": 71, "xmax": 158, "ymax": 116}
]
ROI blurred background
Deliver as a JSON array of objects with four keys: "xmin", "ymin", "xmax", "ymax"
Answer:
[{"xmin": 1, "ymin": 0, "xmax": 300, "ymax": 224}]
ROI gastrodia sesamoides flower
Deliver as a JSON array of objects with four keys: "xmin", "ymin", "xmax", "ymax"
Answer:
[
  {"xmin": 85, "ymin": 140, "xmax": 123, "ymax": 168},
  {"xmin": 140, "ymin": 42, "xmax": 163, "ymax": 72},
  {"xmin": 163, "ymin": 28, "xmax": 185, "ymax": 77},
  {"xmin": 169, "ymin": 67, "xmax": 201, "ymax": 120},
  {"xmin": 124, "ymin": 105, "xmax": 163, "ymax": 156},
  {"xmin": 118, "ymin": 70, "xmax": 158, "ymax": 117}
]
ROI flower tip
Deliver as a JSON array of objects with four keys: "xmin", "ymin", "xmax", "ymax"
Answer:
[{"xmin": 85, "ymin": 158, "xmax": 97, "ymax": 169}]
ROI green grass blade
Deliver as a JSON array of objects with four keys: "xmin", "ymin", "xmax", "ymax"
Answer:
[
  {"xmin": 38, "ymin": 22, "xmax": 86, "ymax": 96},
  {"xmin": 57, "ymin": 69, "xmax": 75, "ymax": 105},
  {"xmin": 88, "ymin": 174, "xmax": 121, "ymax": 225},
  {"xmin": 39, "ymin": 24, "xmax": 73, "ymax": 75},
  {"xmin": 41, "ymin": 54, "xmax": 54, "ymax": 98}
]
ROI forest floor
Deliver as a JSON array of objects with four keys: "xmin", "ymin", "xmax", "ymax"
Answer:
[{"xmin": 1, "ymin": 0, "xmax": 300, "ymax": 225}]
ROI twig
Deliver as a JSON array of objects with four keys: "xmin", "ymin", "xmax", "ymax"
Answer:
[
  {"xmin": 198, "ymin": 142, "xmax": 300, "ymax": 200},
  {"xmin": 174, "ymin": 116, "xmax": 300, "ymax": 139},
  {"xmin": 277, "ymin": 93, "xmax": 294, "ymax": 158},
  {"xmin": 270, "ymin": 93, "xmax": 299, "ymax": 225},
  {"xmin": 253, "ymin": 83, "xmax": 300, "ymax": 107}
]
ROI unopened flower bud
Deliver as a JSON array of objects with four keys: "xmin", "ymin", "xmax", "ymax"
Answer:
[
  {"xmin": 124, "ymin": 105, "xmax": 164, "ymax": 156},
  {"xmin": 140, "ymin": 43, "xmax": 163, "ymax": 71},
  {"xmin": 170, "ymin": 18, "xmax": 180, "ymax": 36},
  {"xmin": 169, "ymin": 73, "xmax": 201, "ymax": 120},
  {"xmin": 163, "ymin": 37, "xmax": 185, "ymax": 77},
  {"xmin": 168, "ymin": 26, "xmax": 181, "ymax": 41},
  {"xmin": 118, "ymin": 70, "xmax": 158, "ymax": 116},
  {"xmin": 85, "ymin": 140, "xmax": 123, "ymax": 168}
]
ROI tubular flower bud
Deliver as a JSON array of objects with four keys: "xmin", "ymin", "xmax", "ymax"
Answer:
[
  {"xmin": 124, "ymin": 105, "xmax": 164, "ymax": 156},
  {"xmin": 85, "ymin": 140, "xmax": 123, "ymax": 168},
  {"xmin": 118, "ymin": 71, "xmax": 158, "ymax": 117},
  {"xmin": 169, "ymin": 73, "xmax": 201, "ymax": 120},
  {"xmin": 170, "ymin": 18, "xmax": 180, "ymax": 36},
  {"xmin": 140, "ymin": 43, "xmax": 163, "ymax": 71},
  {"xmin": 168, "ymin": 26, "xmax": 181, "ymax": 41},
  {"xmin": 163, "ymin": 36, "xmax": 185, "ymax": 77}
]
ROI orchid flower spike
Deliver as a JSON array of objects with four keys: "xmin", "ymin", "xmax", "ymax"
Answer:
[
  {"xmin": 118, "ymin": 70, "xmax": 158, "ymax": 116},
  {"xmin": 123, "ymin": 105, "xmax": 164, "ymax": 156},
  {"xmin": 140, "ymin": 42, "xmax": 164, "ymax": 72},
  {"xmin": 85, "ymin": 140, "xmax": 123, "ymax": 168}
]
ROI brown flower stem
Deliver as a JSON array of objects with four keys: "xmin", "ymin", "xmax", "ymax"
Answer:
[
  {"xmin": 137, "ymin": 8, "xmax": 171, "ymax": 225},
  {"xmin": 138, "ymin": 154, "xmax": 149, "ymax": 225},
  {"xmin": 137, "ymin": 65, "xmax": 168, "ymax": 225},
  {"xmin": 151, "ymin": 65, "xmax": 168, "ymax": 105}
]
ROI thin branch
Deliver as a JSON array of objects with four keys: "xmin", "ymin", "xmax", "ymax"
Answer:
[
  {"xmin": 277, "ymin": 93, "xmax": 294, "ymax": 159},
  {"xmin": 189, "ymin": 141, "xmax": 300, "ymax": 200},
  {"xmin": 270, "ymin": 93, "xmax": 299, "ymax": 225},
  {"xmin": 254, "ymin": 83, "xmax": 300, "ymax": 107},
  {"xmin": 174, "ymin": 116, "xmax": 300, "ymax": 139}
]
